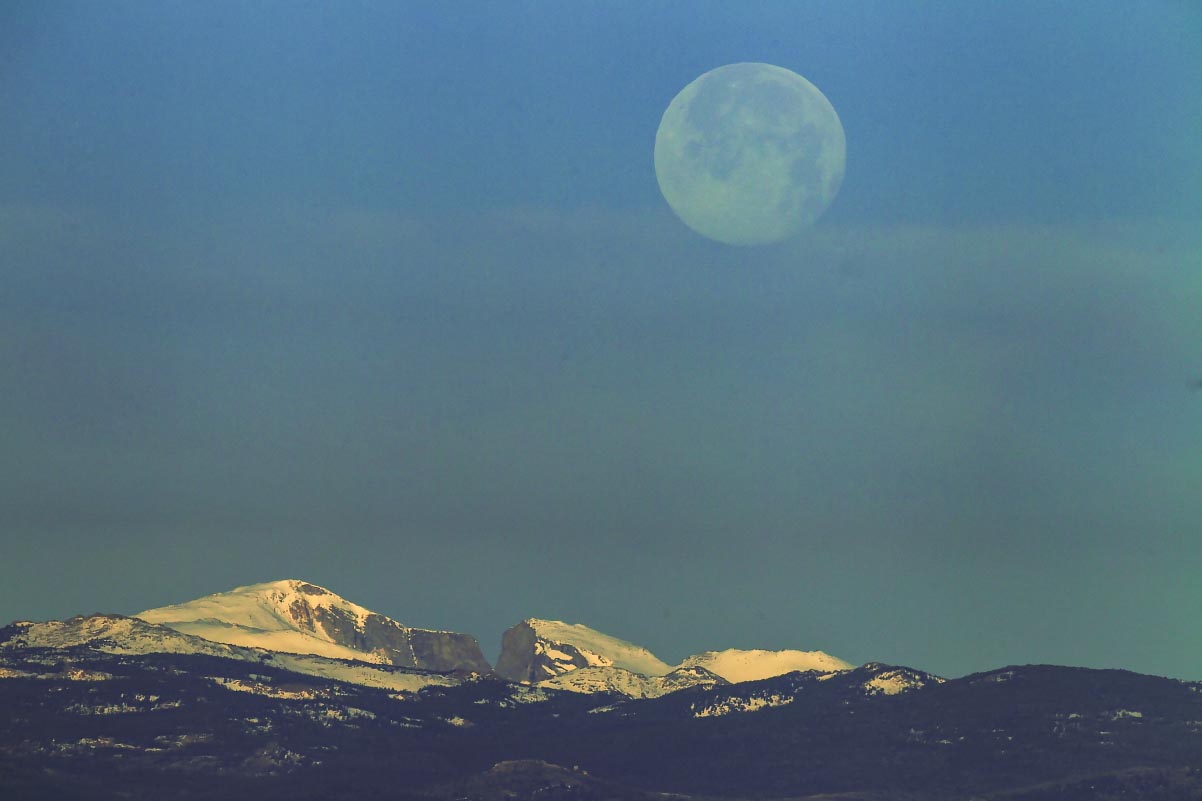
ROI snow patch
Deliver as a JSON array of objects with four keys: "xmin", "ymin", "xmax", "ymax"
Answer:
[
  {"xmin": 0, "ymin": 667, "xmax": 34, "ymax": 679},
  {"xmin": 210, "ymin": 676, "xmax": 330, "ymax": 700},
  {"xmin": 1111, "ymin": 709, "xmax": 1144, "ymax": 720},
  {"xmin": 863, "ymin": 669, "xmax": 936, "ymax": 696},
  {"xmin": 540, "ymin": 664, "xmax": 726, "ymax": 699},
  {"xmin": 693, "ymin": 693, "xmax": 795, "ymax": 717}
]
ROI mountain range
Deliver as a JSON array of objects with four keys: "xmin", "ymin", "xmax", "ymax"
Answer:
[
  {"xmin": 126, "ymin": 579, "xmax": 853, "ymax": 696},
  {"xmin": 2, "ymin": 579, "xmax": 1200, "ymax": 800}
]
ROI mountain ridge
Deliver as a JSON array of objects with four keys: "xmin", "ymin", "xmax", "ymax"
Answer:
[
  {"xmin": 136, "ymin": 579, "xmax": 490, "ymax": 674},
  {"xmin": 2, "ymin": 636, "xmax": 1198, "ymax": 801},
  {"xmin": 0, "ymin": 614, "xmax": 463, "ymax": 692},
  {"xmin": 13, "ymin": 579, "xmax": 869, "ymax": 694},
  {"xmin": 4, "ymin": 580, "xmax": 1200, "ymax": 799}
]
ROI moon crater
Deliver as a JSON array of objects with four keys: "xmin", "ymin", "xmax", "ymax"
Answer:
[{"xmin": 654, "ymin": 63, "xmax": 846, "ymax": 246}]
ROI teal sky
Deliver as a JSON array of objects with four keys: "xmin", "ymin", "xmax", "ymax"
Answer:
[{"xmin": 1, "ymin": 1, "xmax": 1200, "ymax": 679}]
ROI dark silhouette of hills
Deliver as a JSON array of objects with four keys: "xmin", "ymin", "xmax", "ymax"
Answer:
[{"xmin": 2, "ymin": 635, "xmax": 1200, "ymax": 800}]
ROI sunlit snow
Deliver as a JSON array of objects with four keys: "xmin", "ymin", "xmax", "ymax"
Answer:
[
  {"xmin": 136, "ymin": 580, "xmax": 390, "ymax": 663},
  {"xmin": 678, "ymin": 648, "xmax": 854, "ymax": 683},
  {"xmin": 1, "ymin": 615, "xmax": 456, "ymax": 693},
  {"xmin": 526, "ymin": 618, "xmax": 672, "ymax": 676}
]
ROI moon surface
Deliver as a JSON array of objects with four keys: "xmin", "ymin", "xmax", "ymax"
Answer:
[{"xmin": 654, "ymin": 63, "xmax": 846, "ymax": 246}]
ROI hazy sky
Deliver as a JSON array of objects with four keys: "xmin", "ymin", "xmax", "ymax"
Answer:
[{"xmin": 2, "ymin": 1, "xmax": 1200, "ymax": 680}]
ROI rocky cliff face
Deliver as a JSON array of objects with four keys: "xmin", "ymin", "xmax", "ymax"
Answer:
[
  {"xmin": 494, "ymin": 618, "xmax": 672, "ymax": 683},
  {"xmin": 494, "ymin": 620, "xmax": 541, "ymax": 682},
  {"xmin": 137, "ymin": 580, "xmax": 489, "ymax": 674}
]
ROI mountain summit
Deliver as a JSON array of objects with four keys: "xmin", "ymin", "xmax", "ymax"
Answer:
[
  {"xmin": 494, "ymin": 618, "xmax": 673, "ymax": 682},
  {"xmin": 492, "ymin": 617, "xmax": 855, "ymax": 695},
  {"xmin": 137, "ymin": 579, "xmax": 489, "ymax": 673},
  {"xmin": 678, "ymin": 648, "xmax": 854, "ymax": 682}
]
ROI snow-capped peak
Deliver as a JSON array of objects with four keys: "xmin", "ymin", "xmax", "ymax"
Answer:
[
  {"xmin": 137, "ymin": 580, "xmax": 379, "ymax": 663},
  {"xmin": 677, "ymin": 648, "xmax": 854, "ymax": 683},
  {"xmin": 525, "ymin": 618, "xmax": 673, "ymax": 677},
  {"xmin": 494, "ymin": 618, "xmax": 673, "ymax": 682},
  {"xmin": 136, "ymin": 580, "xmax": 490, "ymax": 673}
]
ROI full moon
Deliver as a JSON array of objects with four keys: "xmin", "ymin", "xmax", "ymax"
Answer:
[{"xmin": 654, "ymin": 63, "xmax": 846, "ymax": 246}]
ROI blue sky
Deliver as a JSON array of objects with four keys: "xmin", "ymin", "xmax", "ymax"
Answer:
[
  {"xmin": 1, "ymin": 1, "xmax": 1200, "ymax": 679},
  {"xmin": 5, "ymin": 1, "xmax": 1199, "ymax": 220}
]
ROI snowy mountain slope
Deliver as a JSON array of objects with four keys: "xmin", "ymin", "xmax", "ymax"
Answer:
[
  {"xmin": 494, "ymin": 618, "xmax": 672, "ymax": 682},
  {"xmin": 494, "ymin": 619, "xmax": 851, "ymax": 691},
  {"xmin": 678, "ymin": 648, "xmax": 854, "ymax": 682},
  {"xmin": 0, "ymin": 615, "xmax": 459, "ymax": 693},
  {"xmin": 4, "ymin": 644, "xmax": 1200, "ymax": 801},
  {"xmin": 858, "ymin": 663, "xmax": 941, "ymax": 695},
  {"xmin": 684, "ymin": 663, "xmax": 941, "ymax": 718},
  {"xmin": 4, "ymin": 614, "xmax": 246, "ymax": 659},
  {"xmin": 137, "ymin": 580, "xmax": 489, "ymax": 673},
  {"xmin": 138, "ymin": 580, "xmax": 375, "ymax": 662},
  {"xmin": 539, "ymin": 664, "xmax": 727, "ymax": 699}
]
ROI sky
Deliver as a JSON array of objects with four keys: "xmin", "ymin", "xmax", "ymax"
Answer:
[{"xmin": 1, "ymin": 1, "xmax": 1200, "ymax": 681}]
